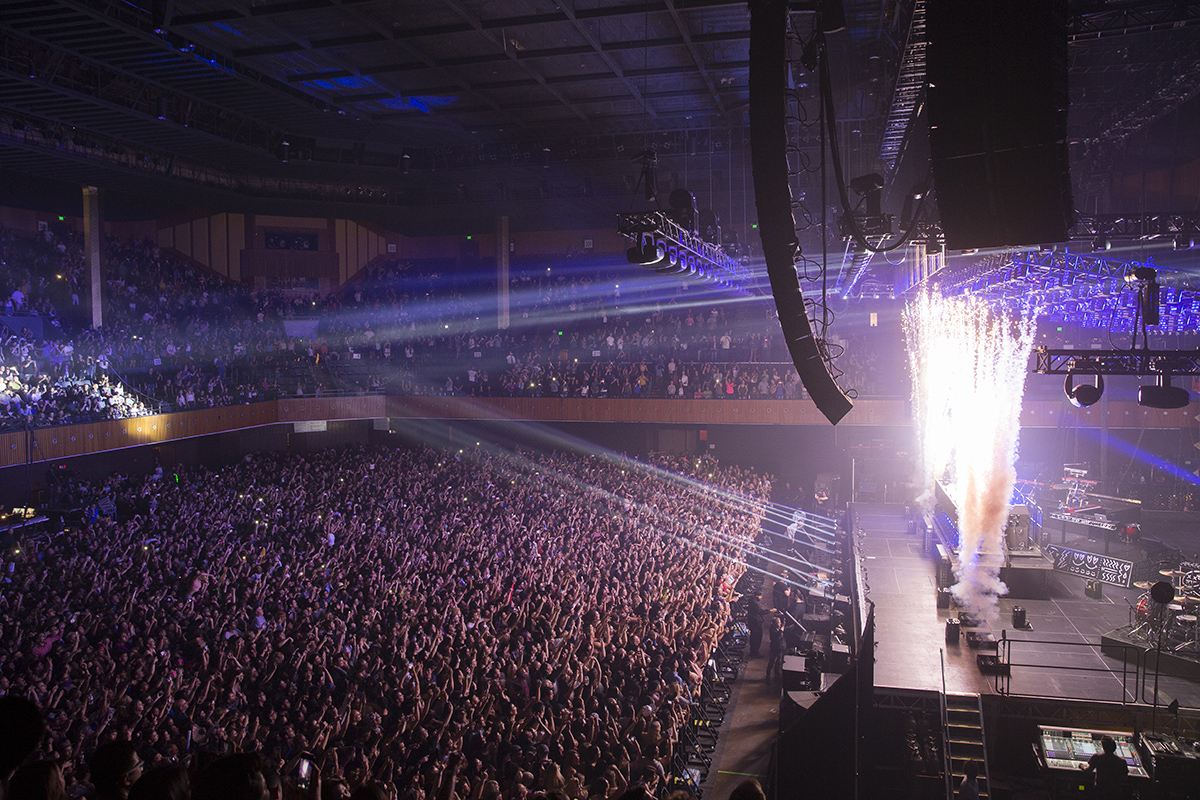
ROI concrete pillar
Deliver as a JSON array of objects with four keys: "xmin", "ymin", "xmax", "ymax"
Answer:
[
  {"xmin": 82, "ymin": 186, "xmax": 103, "ymax": 329},
  {"xmin": 496, "ymin": 215, "xmax": 510, "ymax": 330}
]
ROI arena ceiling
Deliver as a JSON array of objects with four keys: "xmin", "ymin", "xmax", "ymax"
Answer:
[{"xmin": 1, "ymin": 0, "xmax": 1199, "ymax": 250}]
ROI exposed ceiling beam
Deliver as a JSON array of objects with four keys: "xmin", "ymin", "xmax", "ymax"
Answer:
[
  {"xmin": 437, "ymin": 0, "xmax": 590, "ymax": 124},
  {"xmin": 241, "ymin": 12, "xmax": 471, "ymax": 140},
  {"xmin": 170, "ymin": 0, "xmax": 745, "ymax": 31},
  {"xmin": 1085, "ymin": 58, "xmax": 1200, "ymax": 145},
  {"xmin": 549, "ymin": 0, "xmax": 658, "ymax": 119},
  {"xmin": 275, "ymin": 30, "xmax": 749, "ymax": 80},
  {"xmin": 326, "ymin": 0, "xmax": 524, "ymax": 134},
  {"xmin": 1069, "ymin": 1, "xmax": 1200, "ymax": 40},
  {"xmin": 46, "ymin": 0, "xmax": 343, "ymax": 119},
  {"xmin": 405, "ymin": 59, "xmax": 750, "ymax": 95},
  {"xmin": 0, "ymin": 25, "xmax": 284, "ymax": 158},
  {"xmin": 662, "ymin": 0, "xmax": 726, "ymax": 115},
  {"xmin": 877, "ymin": 0, "xmax": 926, "ymax": 175},
  {"xmin": 387, "ymin": 83, "xmax": 745, "ymax": 118}
]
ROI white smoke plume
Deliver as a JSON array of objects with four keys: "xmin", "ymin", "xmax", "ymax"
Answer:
[{"xmin": 904, "ymin": 292, "xmax": 1038, "ymax": 621}]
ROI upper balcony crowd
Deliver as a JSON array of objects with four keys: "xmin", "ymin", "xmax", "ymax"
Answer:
[{"xmin": 1, "ymin": 225, "xmax": 896, "ymax": 433}]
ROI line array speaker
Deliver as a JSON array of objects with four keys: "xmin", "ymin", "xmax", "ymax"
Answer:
[
  {"xmin": 749, "ymin": 0, "xmax": 852, "ymax": 425},
  {"xmin": 926, "ymin": 0, "xmax": 1073, "ymax": 250}
]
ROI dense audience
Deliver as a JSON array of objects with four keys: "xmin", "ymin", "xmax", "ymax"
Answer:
[
  {"xmin": 1, "ymin": 445, "xmax": 769, "ymax": 799},
  {"xmin": 1, "ymin": 225, "xmax": 897, "ymax": 431}
]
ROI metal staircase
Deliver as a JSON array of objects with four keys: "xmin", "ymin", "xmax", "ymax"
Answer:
[{"xmin": 944, "ymin": 692, "xmax": 990, "ymax": 799}]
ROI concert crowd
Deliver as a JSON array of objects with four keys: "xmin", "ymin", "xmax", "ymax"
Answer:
[
  {"xmin": 0, "ymin": 445, "xmax": 769, "ymax": 800},
  {"xmin": 1, "ymin": 226, "xmax": 895, "ymax": 431}
]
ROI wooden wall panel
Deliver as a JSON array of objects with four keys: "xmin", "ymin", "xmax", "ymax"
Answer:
[
  {"xmin": 254, "ymin": 215, "xmax": 327, "ymax": 229},
  {"xmin": 192, "ymin": 216, "xmax": 209, "ymax": 268},
  {"xmin": 211, "ymin": 214, "xmax": 228, "ymax": 277},
  {"xmin": 276, "ymin": 396, "xmax": 386, "ymax": 423},
  {"xmin": 174, "ymin": 222, "xmax": 190, "ymax": 257},
  {"xmin": 158, "ymin": 226, "xmax": 172, "ymax": 251},
  {"xmin": 227, "ymin": 214, "xmax": 245, "ymax": 282},
  {"xmin": 6, "ymin": 397, "xmax": 1194, "ymax": 469},
  {"xmin": 0, "ymin": 206, "xmax": 45, "ymax": 234},
  {"xmin": 1020, "ymin": 400, "xmax": 1195, "ymax": 429},
  {"xmin": 382, "ymin": 397, "xmax": 901, "ymax": 426},
  {"xmin": 335, "ymin": 219, "xmax": 347, "ymax": 284}
]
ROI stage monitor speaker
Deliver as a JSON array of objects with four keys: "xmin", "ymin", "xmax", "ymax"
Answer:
[
  {"xmin": 926, "ymin": 0, "xmax": 1072, "ymax": 250},
  {"xmin": 1012, "ymin": 606, "xmax": 1027, "ymax": 629},
  {"xmin": 782, "ymin": 657, "xmax": 810, "ymax": 692}
]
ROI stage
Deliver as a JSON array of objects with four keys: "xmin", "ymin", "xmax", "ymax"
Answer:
[
  {"xmin": 856, "ymin": 502, "xmax": 1200, "ymax": 708},
  {"xmin": 1101, "ymin": 625, "xmax": 1200, "ymax": 681}
]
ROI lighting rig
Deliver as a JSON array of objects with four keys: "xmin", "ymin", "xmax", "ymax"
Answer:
[
  {"xmin": 927, "ymin": 250, "xmax": 1200, "ymax": 334},
  {"xmin": 618, "ymin": 149, "xmax": 752, "ymax": 292},
  {"xmin": 619, "ymin": 210, "xmax": 752, "ymax": 291},
  {"xmin": 1034, "ymin": 267, "xmax": 1198, "ymax": 410},
  {"xmin": 1036, "ymin": 348, "xmax": 1197, "ymax": 409},
  {"xmin": 1070, "ymin": 214, "xmax": 1200, "ymax": 252}
]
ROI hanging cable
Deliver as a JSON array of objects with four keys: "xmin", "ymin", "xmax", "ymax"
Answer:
[{"xmin": 817, "ymin": 35, "xmax": 932, "ymax": 254}]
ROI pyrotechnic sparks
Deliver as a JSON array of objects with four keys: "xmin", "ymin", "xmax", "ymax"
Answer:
[{"xmin": 904, "ymin": 292, "xmax": 1038, "ymax": 620}]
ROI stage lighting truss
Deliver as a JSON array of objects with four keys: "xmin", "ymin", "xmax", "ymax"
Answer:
[
  {"xmin": 1070, "ymin": 213, "xmax": 1200, "ymax": 244},
  {"xmin": 1037, "ymin": 348, "xmax": 1198, "ymax": 409},
  {"xmin": 1035, "ymin": 349, "xmax": 1200, "ymax": 377},
  {"xmin": 927, "ymin": 249, "xmax": 1200, "ymax": 334},
  {"xmin": 617, "ymin": 210, "xmax": 752, "ymax": 293}
]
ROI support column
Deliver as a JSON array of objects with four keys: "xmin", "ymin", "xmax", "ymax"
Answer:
[
  {"xmin": 1099, "ymin": 389, "xmax": 1109, "ymax": 489},
  {"xmin": 82, "ymin": 186, "xmax": 103, "ymax": 329},
  {"xmin": 496, "ymin": 215, "xmax": 510, "ymax": 330}
]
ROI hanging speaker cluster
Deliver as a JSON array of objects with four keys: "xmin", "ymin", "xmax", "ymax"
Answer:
[
  {"xmin": 926, "ymin": 0, "xmax": 1073, "ymax": 249},
  {"xmin": 748, "ymin": 0, "xmax": 853, "ymax": 425}
]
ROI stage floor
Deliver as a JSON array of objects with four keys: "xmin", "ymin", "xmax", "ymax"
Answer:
[{"xmin": 857, "ymin": 503, "xmax": 1200, "ymax": 708}]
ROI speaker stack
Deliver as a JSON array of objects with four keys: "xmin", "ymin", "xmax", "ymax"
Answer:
[{"xmin": 926, "ymin": 0, "xmax": 1073, "ymax": 250}]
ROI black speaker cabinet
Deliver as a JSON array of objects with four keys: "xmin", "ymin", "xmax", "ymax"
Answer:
[
  {"xmin": 946, "ymin": 617, "xmax": 961, "ymax": 645},
  {"xmin": 926, "ymin": 0, "xmax": 1072, "ymax": 249}
]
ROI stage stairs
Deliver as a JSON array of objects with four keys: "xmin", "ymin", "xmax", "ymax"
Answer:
[{"xmin": 945, "ymin": 692, "xmax": 990, "ymax": 799}]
